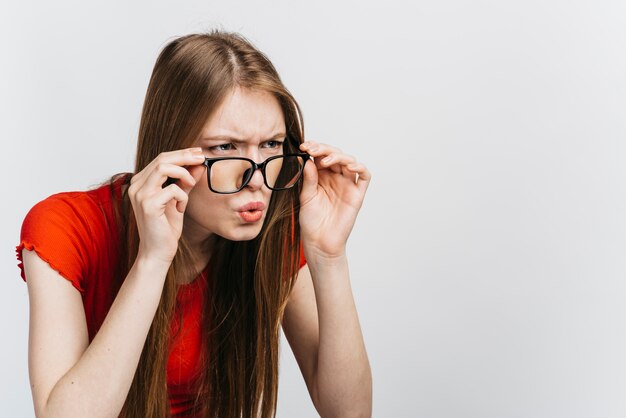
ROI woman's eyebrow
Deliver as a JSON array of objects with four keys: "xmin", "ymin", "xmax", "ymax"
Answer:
[{"xmin": 200, "ymin": 132, "xmax": 287, "ymax": 143}]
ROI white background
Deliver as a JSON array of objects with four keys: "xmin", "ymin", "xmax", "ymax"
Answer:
[{"xmin": 2, "ymin": 0, "xmax": 626, "ymax": 417}]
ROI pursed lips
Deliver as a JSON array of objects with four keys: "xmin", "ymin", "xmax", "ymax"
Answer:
[
  {"xmin": 236, "ymin": 201, "xmax": 266, "ymax": 223},
  {"xmin": 237, "ymin": 201, "xmax": 266, "ymax": 213}
]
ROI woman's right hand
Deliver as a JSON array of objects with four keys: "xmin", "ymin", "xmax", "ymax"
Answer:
[{"xmin": 127, "ymin": 148, "xmax": 206, "ymax": 264}]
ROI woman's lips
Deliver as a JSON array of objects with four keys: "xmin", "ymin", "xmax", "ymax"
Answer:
[
  {"xmin": 237, "ymin": 201, "xmax": 265, "ymax": 223},
  {"xmin": 239, "ymin": 210, "xmax": 263, "ymax": 222}
]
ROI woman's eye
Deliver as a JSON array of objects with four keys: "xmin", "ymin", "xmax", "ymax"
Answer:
[
  {"xmin": 261, "ymin": 140, "xmax": 283, "ymax": 149},
  {"xmin": 209, "ymin": 143, "xmax": 234, "ymax": 153}
]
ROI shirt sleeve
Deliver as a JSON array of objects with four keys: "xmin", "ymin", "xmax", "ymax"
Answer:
[{"xmin": 16, "ymin": 193, "xmax": 92, "ymax": 293}]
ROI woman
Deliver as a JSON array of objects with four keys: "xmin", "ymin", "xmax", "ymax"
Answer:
[{"xmin": 17, "ymin": 31, "xmax": 371, "ymax": 418}]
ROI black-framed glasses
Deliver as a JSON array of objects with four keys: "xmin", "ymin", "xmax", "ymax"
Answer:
[{"xmin": 203, "ymin": 153, "xmax": 310, "ymax": 194}]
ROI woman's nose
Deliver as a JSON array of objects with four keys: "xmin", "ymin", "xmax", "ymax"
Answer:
[{"xmin": 244, "ymin": 164, "xmax": 265, "ymax": 190}]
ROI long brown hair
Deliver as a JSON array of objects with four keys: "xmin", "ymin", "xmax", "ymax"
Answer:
[{"xmin": 114, "ymin": 31, "xmax": 305, "ymax": 418}]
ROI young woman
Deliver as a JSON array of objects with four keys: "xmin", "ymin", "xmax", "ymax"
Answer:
[{"xmin": 17, "ymin": 31, "xmax": 372, "ymax": 418}]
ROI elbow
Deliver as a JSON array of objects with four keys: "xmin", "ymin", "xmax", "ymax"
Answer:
[
  {"xmin": 315, "ymin": 385, "xmax": 373, "ymax": 418},
  {"xmin": 318, "ymin": 405, "xmax": 372, "ymax": 418},
  {"xmin": 336, "ymin": 405, "xmax": 372, "ymax": 418},
  {"xmin": 339, "ymin": 391, "xmax": 373, "ymax": 418},
  {"xmin": 32, "ymin": 392, "xmax": 48, "ymax": 418},
  {"xmin": 309, "ymin": 363, "xmax": 373, "ymax": 418},
  {"xmin": 33, "ymin": 404, "xmax": 49, "ymax": 418},
  {"xmin": 34, "ymin": 399, "xmax": 53, "ymax": 418}
]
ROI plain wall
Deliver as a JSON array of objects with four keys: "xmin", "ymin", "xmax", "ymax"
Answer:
[{"xmin": 2, "ymin": 0, "xmax": 625, "ymax": 417}]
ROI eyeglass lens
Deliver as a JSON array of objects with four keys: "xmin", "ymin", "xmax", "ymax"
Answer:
[{"xmin": 209, "ymin": 155, "xmax": 306, "ymax": 193}]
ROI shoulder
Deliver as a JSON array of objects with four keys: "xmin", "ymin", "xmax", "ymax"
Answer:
[
  {"xmin": 27, "ymin": 189, "xmax": 97, "ymax": 220},
  {"xmin": 17, "ymin": 176, "xmax": 128, "ymax": 291},
  {"xmin": 22, "ymin": 175, "xmax": 128, "ymax": 236},
  {"xmin": 22, "ymin": 187, "xmax": 109, "ymax": 239}
]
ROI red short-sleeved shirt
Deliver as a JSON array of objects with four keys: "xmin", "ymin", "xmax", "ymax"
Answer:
[{"xmin": 16, "ymin": 177, "xmax": 306, "ymax": 417}]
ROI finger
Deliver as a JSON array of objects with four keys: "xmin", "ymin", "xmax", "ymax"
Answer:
[
  {"xmin": 345, "ymin": 162, "xmax": 372, "ymax": 194},
  {"xmin": 300, "ymin": 141, "xmax": 343, "ymax": 158},
  {"xmin": 345, "ymin": 162, "xmax": 372, "ymax": 182},
  {"xmin": 144, "ymin": 163, "xmax": 198, "ymax": 191},
  {"xmin": 341, "ymin": 164, "xmax": 356, "ymax": 179},
  {"xmin": 182, "ymin": 164, "xmax": 207, "ymax": 194},
  {"xmin": 155, "ymin": 184, "xmax": 190, "ymax": 213},
  {"xmin": 313, "ymin": 155, "xmax": 341, "ymax": 174},
  {"xmin": 318, "ymin": 152, "xmax": 357, "ymax": 176},
  {"xmin": 149, "ymin": 147, "xmax": 206, "ymax": 167},
  {"xmin": 299, "ymin": 158, "xmax": 318, "ymax": 204},
  {"xmin": 132, "ymin": 148, "xmax": 205, "ymax": 186},
  {"xmin": 318, "ymin": 152, "xmax": 356, "ymax": 169},
  {"xmin": 137, "ymin": 183, "xmax": 187, "ymax": 215}
]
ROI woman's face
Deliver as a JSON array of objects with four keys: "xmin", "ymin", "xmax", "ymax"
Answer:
[{"xmin": 183, "ymin": 87, "xmax": 286, "ymax": 243}]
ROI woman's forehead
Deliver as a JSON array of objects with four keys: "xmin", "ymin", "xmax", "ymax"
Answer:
[{"xmin": 200, "ymin": 87, "xmax": 285, "ymax": 141}]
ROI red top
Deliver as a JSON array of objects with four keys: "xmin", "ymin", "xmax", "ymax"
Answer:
[{"xmin": 16, "ymin": 177, "xmax": 306, "ymax": 417}]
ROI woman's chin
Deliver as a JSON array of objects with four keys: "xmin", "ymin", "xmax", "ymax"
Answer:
[{"xmin": 218, "ymin": 225, "xmax": 264, "ymax": 242}]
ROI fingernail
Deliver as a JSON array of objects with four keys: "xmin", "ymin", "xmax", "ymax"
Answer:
[
  {"xmin": 191, "ymin": 148, "xmax": 204, "ymax": 158},
  {"xmin": 322, "ymin": 156, "xmax": 331, "ymax": 163}
]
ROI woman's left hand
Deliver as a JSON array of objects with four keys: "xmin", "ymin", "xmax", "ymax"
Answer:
[{"xmin": 298, "ymin": 141, "xmax": 371, "ymax": 260}]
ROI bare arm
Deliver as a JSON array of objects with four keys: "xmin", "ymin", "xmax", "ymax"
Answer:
[
  {"xmin": 25, "ymin": 148, "xmax": 207, "ymax": 418},
  {"xmin": 25, "ymin": 250, "xmax": 170, "ymax": 418},
  {"xmin": 282, "ymin": 140, "xmax": 372, "ymax": 417},
  {"xmin": 282, "ymin": 261, "xmax": 371, "ymax": 418}
]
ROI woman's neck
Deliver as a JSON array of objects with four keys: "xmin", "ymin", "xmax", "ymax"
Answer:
[{"xmin": 178, "ymin": 219, "xmax": 215, "ymax": 285}]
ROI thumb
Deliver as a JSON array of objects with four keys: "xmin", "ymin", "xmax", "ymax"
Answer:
[{"xmin": 299, "ymin": 158, "xmax": 318, "ymax": 204}]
